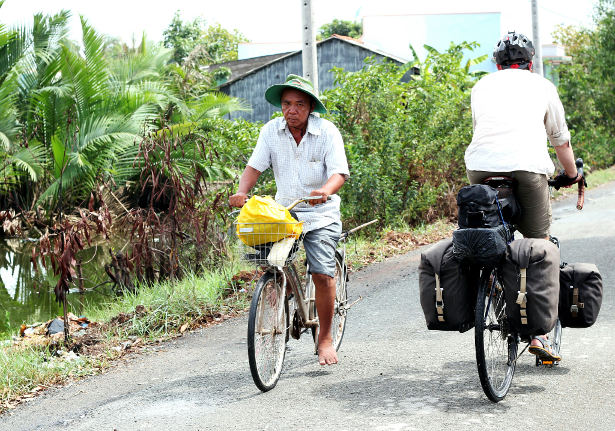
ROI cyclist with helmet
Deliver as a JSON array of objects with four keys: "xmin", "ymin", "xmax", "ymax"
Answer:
[{"xmin": 465, "ymin": 31, "xmax": 582, "ymax": 362}]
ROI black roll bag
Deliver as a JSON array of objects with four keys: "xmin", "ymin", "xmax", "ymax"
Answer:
[
  {"xmin": 418, "ymin": 238, "xmax": 474, "ymax": 332},
  {"xmin": 501, "ymin": 238, "xmax": 560, "ymax": 336},
  {"xmin": 452, "ymin": 183, "xmax": 517, "ymax": 267},
  {"xmin": 452, "ymin": 224, "xmax": 510, "ymax": 266},
  {"xmin": 457, "ymin": 183, "xmax": 520, "ymax": 229},
  {"xmin": 559, "ymin": 263, "xmax": 603, "ymax": 328}
]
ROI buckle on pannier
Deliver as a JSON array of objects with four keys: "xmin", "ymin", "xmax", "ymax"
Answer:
[{"xmin": 516, "ymin": 290, "xmax": 527, "ymax": 306}]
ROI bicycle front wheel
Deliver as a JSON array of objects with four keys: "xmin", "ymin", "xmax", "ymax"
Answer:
[
  {"xmin": 536, "ymin": 318, "xmax": 562, "ymax": 366},
  {"xmin": 247, "ymin": 271, "xmax": 288, "ymax": 392},
  {"xmin": 475, "ymin": 267, "xmax": 518, "ymax": 402}
]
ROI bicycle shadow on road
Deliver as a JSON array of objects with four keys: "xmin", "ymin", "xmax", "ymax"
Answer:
[{"xmin": 312, "ymin": 360, "xmax": 548, "ymax": 415}]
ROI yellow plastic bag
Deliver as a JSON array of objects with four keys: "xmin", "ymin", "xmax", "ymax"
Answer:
[{"xmin": 236, "ymin": 196, "xmax": 303, "ymax": 246}]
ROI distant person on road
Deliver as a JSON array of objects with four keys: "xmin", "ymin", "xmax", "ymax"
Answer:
[
  {"xmin": 464, "ymin": 31, "xmax": 582, "ymax": 362},
  {"xmin": 229, "ymin": 74, "xmax": 349, "ymax": 366}
]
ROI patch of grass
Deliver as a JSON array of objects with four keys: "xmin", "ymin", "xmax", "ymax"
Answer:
[
  {"xmin": 88, "ymin": 264, "xmax": 253, "ymax": 340},
  {"xmin": 0, "ymin": 263, "xmax": 256, "ymax": 414},
  {"xmin": 587, "ymin": 165, "xmax": 615, "ymax": 186},
  {"xmin": 0, "ymin": 345, "xmax": 94, "ymax": 411},
  {"xmin": 551, "ymin": 165, "xmax": 615, "ymax": 200},
  {"xmin": 344, "ymin": 218, "xmax": 456, "ymax": 270}
]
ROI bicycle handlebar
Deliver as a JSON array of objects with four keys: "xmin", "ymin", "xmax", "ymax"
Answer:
[
  {"xmin": 285, "ymin": 195, "xmax": 331, "ymax": 211},
  {"xmin": 576, "ymin": 158, "xmax": 585, "ymax": 210}
]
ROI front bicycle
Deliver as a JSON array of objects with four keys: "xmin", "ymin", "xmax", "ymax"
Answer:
[
  {"xmin": 236, "ymin": 216, "xmax": 303, "ymax": 392},
  {"xmin": 247, "ymin": 269, "xmax": 289, "ymax": 391}
]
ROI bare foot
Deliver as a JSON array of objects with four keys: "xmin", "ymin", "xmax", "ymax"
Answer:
[{"xmin": 318, "ymin": 341, "xmax": 338, "ymax": 366}]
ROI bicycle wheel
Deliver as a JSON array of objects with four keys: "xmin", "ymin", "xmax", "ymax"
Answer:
[
  {"xmin": 475, "ymin": 267, "xmax": 518, "ymax": 402},
  {"xmin": 331, "ymin": 252, "xmax": 348, "ymax": 351},
  {"xmin": 550, "ymin": 318, "xmax": 562, "ymax": 357},
  {"xmin": 310, "ymin": 253, "xmax": 348, "ymax": 351},
  {"xmin": 536, "ymin": 318, "xmax": 562, "ymax": 366},
  {"xmin": 247, "ymin": 271, "xmax": 288, "ymax": 392}
]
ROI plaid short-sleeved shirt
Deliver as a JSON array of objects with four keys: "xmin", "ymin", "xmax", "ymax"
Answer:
[{"xmin": 248, "ymin": 114, "xmax": 350, "ymax": 232}]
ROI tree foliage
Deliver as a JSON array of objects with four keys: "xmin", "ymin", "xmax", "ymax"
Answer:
[
  {"xmin": 162, "ymin": 12, "xmax": 247, "ymax": 66},
  {"xmin": 323, "ymin": 43, "xmax": 486, "ymax": 226},
  {"xmin": 0, "ymin": 8, "xmax": 251, "ymax": 214},
  {"xmin": 318, "ymin": 19, "xmax": 362, "ymax": 40},
  {"xmin": 552, "ymin": 0, "xmax": 615, "ymax": 168}
]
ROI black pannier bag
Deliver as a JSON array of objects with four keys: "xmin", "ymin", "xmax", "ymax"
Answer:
[
  {"xmin": 501, "ymin": 238, "xmax": 560, "ymax": 336},
  {"xmin": 452, "ymin": 224, "xmax": 511, "ymax": 266},
  {"xmin": 457, "ymin": 183, "xmax": 520, "ymax": 229},
  {"xmin": 419, "ymin": 238, "xmax": 475, "ymax": 332},
  {"xmin": 559, "ymin": 263, "xmax": 603, "ymax": 328}
]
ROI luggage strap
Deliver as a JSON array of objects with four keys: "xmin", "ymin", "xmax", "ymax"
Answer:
[
  {"xmin": 516, "ymin": 268, "xmax": 528, "ymax": 325},
  {"xmin": 435, "ymin": 274, "xmax": 445, "ymax": 322},
  {"xmin": 571, "ymin": 285, "xmax": 584, "ymax": 317}
]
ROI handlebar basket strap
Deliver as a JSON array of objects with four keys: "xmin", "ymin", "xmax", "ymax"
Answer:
[{"xmin": 236, "ymin": 195, "xmax": 303, "ymax": 246}]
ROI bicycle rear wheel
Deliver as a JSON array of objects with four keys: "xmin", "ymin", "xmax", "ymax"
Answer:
[
  {"xmin": 475, "ymin": 267, "xmax": 518, "ymax": 402},
  {"xmin": 310, "ymin": 252, "xmax": 348, "ymax": 352},
  {"xmin": 331, "ymin": 252, "xmax": 348, "ymax": 351},
  {"xmin": 247, "ymin": 271, "xmax": 288, "ymax": 392}
]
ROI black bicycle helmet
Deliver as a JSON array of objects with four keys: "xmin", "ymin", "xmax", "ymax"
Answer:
[{"xmin": 493, "ymin": 31, "xmax": 535, "ymax": 69}]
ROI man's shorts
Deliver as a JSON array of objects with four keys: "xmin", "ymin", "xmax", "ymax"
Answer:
[
  {"xmin": 303, "ymin": 221, "xmax": 341, "ymax": 278},
  {"xmin": 466, "ymin": 170, "xmax": 551, "ymax": 239}
]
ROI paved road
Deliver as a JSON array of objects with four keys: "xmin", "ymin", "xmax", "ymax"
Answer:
[{"xmin": 2, "ymin": 182, "xmax": 614, "ymax": 431}]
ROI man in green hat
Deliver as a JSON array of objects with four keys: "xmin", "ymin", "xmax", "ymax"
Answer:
[{"xmin": 230, "ymin": 74, "xmax": 349, "ymax": 366}]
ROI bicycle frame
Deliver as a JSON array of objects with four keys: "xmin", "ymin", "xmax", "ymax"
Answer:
[{"xmin": 281, "ymin": 261, "xmax": 319, "ymax": 329}]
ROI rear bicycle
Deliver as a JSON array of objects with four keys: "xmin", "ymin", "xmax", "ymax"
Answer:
[
  {"xmin": 454, "ymin": 177, "xmax": 519, "ymax": 402},
  {"xmin": 474, "ymin": 266, "xmax": 518, "ymax": 402}
]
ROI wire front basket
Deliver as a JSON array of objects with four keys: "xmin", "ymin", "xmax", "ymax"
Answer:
[{"xmin": 235, "ymin": 222, "xmax": 303, "ymax": 266}]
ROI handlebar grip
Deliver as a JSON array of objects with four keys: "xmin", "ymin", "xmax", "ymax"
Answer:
[
  {"xmin": 576, "ymin": 158, "xmax": 584, "ymax": 178},
  {"xmin": 576, "ymin": 158, "xmax": 585, "ymax": 210}
]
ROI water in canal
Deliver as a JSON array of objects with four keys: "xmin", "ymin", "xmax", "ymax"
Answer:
[{"xmin": 0, "ymin": 238, "xmax": 115, "ymax": 339}]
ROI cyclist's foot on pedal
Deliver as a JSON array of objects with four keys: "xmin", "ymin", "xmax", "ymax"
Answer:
[
  {"xmin": 317, "ymin": 341, "xmax": 338, "ymax": 366},
  {"xmin": 529, "ymin": 335, "xmax": 561, "ymax": 362}
]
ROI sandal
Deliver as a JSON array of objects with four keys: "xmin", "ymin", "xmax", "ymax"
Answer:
[{"xmin": 528, "ymin": 336, "xmax": 561, "ymax": 362}]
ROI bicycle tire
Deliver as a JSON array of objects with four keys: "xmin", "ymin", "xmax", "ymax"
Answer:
[
  {"xmin": 310, "ymin": 252, "xmax": 348, "ymax": 352},
  {"xmin": 475, "ymin": 267, "xmax": 518, "ymax": 402},
  {"xmin": 550, "ymin": 318, "xmax": 562, "ymax": 357},
  {"xmin": 331, "ymin": 252, "xmax": 348, "ymax": 351},
  {"xmin": 536, "ymin": 318, "xmax": 562, "ymax": 366},
  {"xmin": 247, "ymin": 271, "xmax": 288, "ymax": 392}
]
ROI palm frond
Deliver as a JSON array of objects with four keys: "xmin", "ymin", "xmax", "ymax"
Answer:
[
  {"xmin": 191, "ymin": 91, "xmax": 251, "ymax": 121},
  {"xmin": 9, "ymin": 143, "xmax": 45, "ymax": 181}
]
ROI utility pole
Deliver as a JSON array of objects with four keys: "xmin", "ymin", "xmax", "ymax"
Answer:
[
  {"xmin": 301, "ymin": 0, "xmax": 318, "ymax": 92},
  {"xmin": 531, "ymin": 0, "xmax": 543, "ymax": 76}
]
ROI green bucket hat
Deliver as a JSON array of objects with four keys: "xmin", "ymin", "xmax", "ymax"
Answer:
[{"xmin": 264, "ymin": 74, "xmax": 327, "ymax": 114}]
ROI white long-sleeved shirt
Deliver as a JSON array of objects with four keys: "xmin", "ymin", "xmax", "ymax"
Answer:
[{"xmin": 465, "ymin": 68, "xmax": 571, "ymax": 175}]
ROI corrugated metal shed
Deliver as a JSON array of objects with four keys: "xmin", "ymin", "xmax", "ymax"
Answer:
[{"xmin": 218, "ymin": 35, "xmax": 406, "ymax": 123}]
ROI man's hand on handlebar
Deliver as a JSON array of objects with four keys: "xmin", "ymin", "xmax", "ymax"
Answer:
[
  {"xmin": 309, "ymin": 189, "xmax": 330, "ymax": 205},
  {"xmin": 548, "ymin": 170, "xmax": 585, "ymax": 190},
  {"xmin": 229, "ymin": 192, "xmax": 249, "ymax": 208}
]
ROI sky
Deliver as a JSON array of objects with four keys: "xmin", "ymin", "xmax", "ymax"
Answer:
[{"xmin": 0, "ymin": 0, "xmax": 598, "ymax": 48}]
